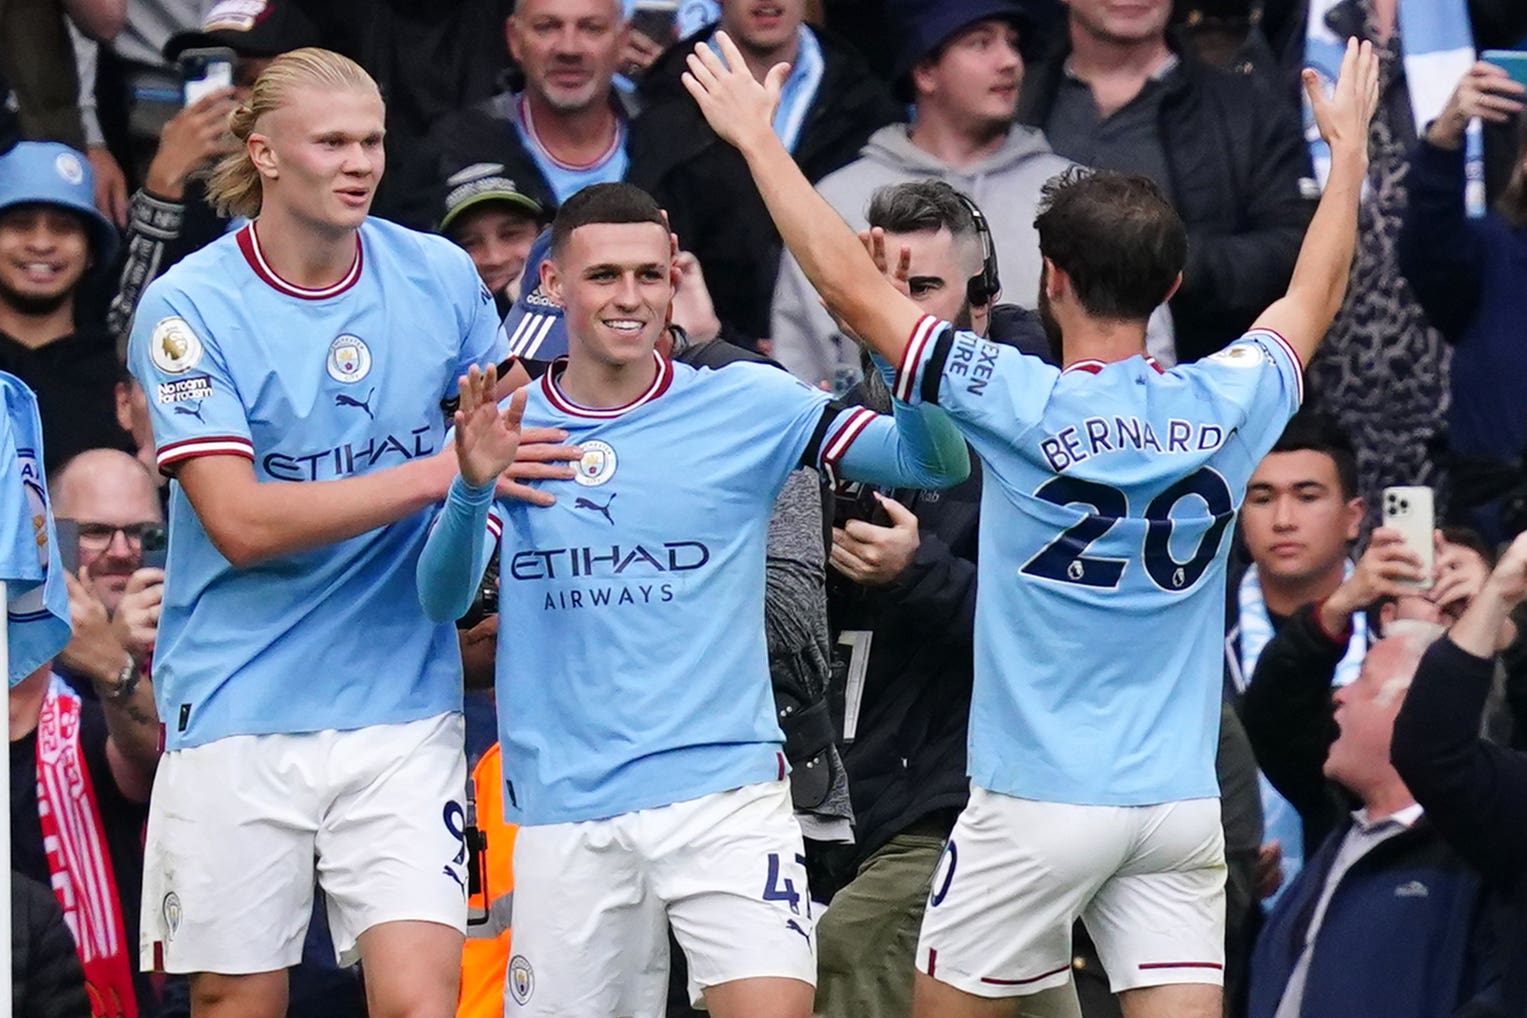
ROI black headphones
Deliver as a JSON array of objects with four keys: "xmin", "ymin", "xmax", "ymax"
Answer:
[{"xmin": 953, "ymin": 191, "xmax": 1001, "ymax": 308}]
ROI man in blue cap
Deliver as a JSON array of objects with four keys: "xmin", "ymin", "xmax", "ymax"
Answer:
[
  {"xmin": 768, "ymin": 0, "xmax": 1075, "ymax": 389},
  {"xmin": 0, "ymin": 141, "xmax": 131, "ymax": 471}
]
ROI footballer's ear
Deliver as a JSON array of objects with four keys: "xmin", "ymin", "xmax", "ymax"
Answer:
[
  {"xmin": 540, "ymin": 256, "xmax": 564, "ymax": 307},
  {"xmin": 248, "ymin": 132, "xmax": 278, "ymax": 179},
  {"xmin": 1042, "ymin": 258, "xmax": 1065, "ymax": 300}
]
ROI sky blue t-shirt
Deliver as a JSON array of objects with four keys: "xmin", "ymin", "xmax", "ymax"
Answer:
[
  {"xmin": 895, "ymin": 314, "xmax": 1304, "ymax": 805},
  {"xmin": 126, "ymin": 218, "xmax": 505, "ymax": 749},
  {"xmin": 477, "ymin": 355, "xmax": 959, "ymax": 824},
  {"xmin": 512, "ymin": 94, "xmax": 629, "ymax": 205}
]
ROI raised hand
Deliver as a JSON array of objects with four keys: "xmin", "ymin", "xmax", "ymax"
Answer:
[
  {"xmin": 1304, "ymin": 37, "xmax": 1380, "ymax": 159},
  {"xmin": 822, "ymin": 230, "xmax": 912, "ymax": 343},
  {"xmin": 1429, "ymin": 533, "xmax": 1491, "ymax": 619},
  {"xmin": 1485, "ymin": 531, "xmax": 1527, "ymax": 609},
  {"xmin": 1428, "ymin": 61, "xmax": 1526, "ymax": 150},
  {"xmin": 453, "ymin": 364, "xmax": 527, "ymax": 489},
  {"xmin": 112, "ymin": 567, "xmax": 165, "ymax": 665},
  {"xmin": 681, "ymin": 30, "xmax": 789, "ymax": 154}
]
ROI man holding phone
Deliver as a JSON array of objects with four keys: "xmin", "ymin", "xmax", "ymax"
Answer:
[
  {"xmin": 50, "ymin": 448, "xmax": 166, "ymax": 665},
  {"xmin": 1397, "ymin": 58, "xmax": 1527, "ymax": 546}
]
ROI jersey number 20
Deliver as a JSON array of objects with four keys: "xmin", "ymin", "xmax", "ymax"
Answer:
[{"xmin": 1020, "ymin": 468, "xmax": 1234, "ymax": 591}]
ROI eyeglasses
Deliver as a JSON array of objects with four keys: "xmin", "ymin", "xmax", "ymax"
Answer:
[{"xmin": 69, "ymin": 521, "xmax": 160, "ymax": 551}]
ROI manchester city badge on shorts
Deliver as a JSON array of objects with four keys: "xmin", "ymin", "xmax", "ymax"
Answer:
[
  {"xmin": 574, "ymin": 440, "xmax": 617, "ymax": 487},
  {"xmin": 327, "ymin": 335, "xmax": 372, "ymax": 383},
  {"xmin": 162, "ymin": 892, "xmax": 182, "ymax": 941},
  {"xmin": 508, "ymin": 954, "xmax": 534, "ymax": 1004},
  {"xmin": 150, "ymin": 317, "xmax": 205, "ymax": 374}
]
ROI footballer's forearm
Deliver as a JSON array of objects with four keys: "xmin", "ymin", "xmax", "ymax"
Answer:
[
  {"xmin": 177, "ymin": 453, "xmax": 455, "ymax": 567},
  {"xmin": 1255, "ymin": 148, "xmax": 1367, "ymax": 366},
  {"xmin": 733, "ymin": 134, "xmax": 926, "ymax": 365},
  {"xmin": 836, "ymin": 401, "xmax": 970, "ymax": 490},
  {"xmin": 1290, "ymin": 150, "xmax": 1365, "ymax": 327},
  {"xmin": 417, "ymin": 476, "xmax": 498, "ymax": 623}
]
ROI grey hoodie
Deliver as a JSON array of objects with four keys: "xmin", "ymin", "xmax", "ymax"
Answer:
[{"xmin": 769, "ymin": 123, "xmax": 1072, "ymax": 387}]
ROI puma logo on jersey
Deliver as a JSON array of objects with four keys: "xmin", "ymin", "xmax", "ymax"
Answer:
[
  {"xmin": 575, "ymin": 493, "xmax": 617, "ymax": 525},
  {"xmin": 173, "ymin": 402, "xmax": 206, "ymax": 423},
  {"xmin": 335, "ymin": 388, "xmax": 376, "ymax": 419},
  {"xmin": 785, "ymin": 919, "xmax": 811, "ymax": 945}
]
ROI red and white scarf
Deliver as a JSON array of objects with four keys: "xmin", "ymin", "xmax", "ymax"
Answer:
[{"xmin": 35, "ymin": 674, "xmax": 138, "ymax": 1018}]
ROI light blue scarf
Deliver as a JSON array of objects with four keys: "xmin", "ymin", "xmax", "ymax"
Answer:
[{"xmin": 1303, "ymin": 0, "xmax": 1484, "ymax": 217}]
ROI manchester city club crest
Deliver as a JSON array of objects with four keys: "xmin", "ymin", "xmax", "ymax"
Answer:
[
  {"xmin": 150, "ymin": 317, "xmax": 205, "ymax": 374},
  {"xmin": 574, "ymin": 440, "xmax": 617, "ymax": 487},
  {"xmin": 508, "ymin": 955, "xmax": 534, "ymax": 1004},
  {"xmin": 162, "ymin": 892, "xmax": 182, "ymax": 941},
  {"xmin": 327, "ymin": 335, "xmax": 372, "ymax": 383}
]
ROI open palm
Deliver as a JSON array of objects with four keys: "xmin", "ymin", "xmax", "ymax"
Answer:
[{"xmin": 454, "ymin": 364, "xmax": 527, "ymax": 489}]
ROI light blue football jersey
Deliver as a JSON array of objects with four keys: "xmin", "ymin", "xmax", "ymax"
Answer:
[
  {"xmin": 484, "ymin": 355, "xmax": 945, "ymax": 825},
  {"xmin": 512, "ymin": 94, "xmax": 629, "ymax": 205},
  {"xmin": 126, "ymin": 219, "xmax": 505, "ymax": 749},
  {"xmin": 895, "ymin": 315, "xmax": 1304, "ymax": 805},
  {"xmin": 0, "ymin": 372, "xmax": 71, "ymax": 686}
]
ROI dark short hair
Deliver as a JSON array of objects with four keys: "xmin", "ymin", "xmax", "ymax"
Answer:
[
  {"xmin": 866, "ymin": 179, "xmax": 978, "ymax": 242},
  {"xmin": 1268, "ymin": 408, "xmax": 1359, "ymax": 500},
  {"xmin": 1034, "ymin": 167, "xmax": 1186, "ymax": 320},
  {"xmin": 548, "ymin": 182, "xmax": 666, "ymax": 259}
]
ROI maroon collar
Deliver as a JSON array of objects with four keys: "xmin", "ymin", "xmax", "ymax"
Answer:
[
  {"xmin": 236, "ymin": 222, "xmax": 363, "ymax": 300},
  {"xmin": 540, "ymin": 351, "xmax": 674, "ymax": 418}
]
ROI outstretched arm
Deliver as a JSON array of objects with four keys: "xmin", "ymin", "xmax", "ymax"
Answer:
[
  {"xmin": 1252, "ymin": 38, "xmax": 1380, "ymax": 366},
  {"xmin": 418, "ymin": 367, "xmax": 531, "ymax": 622},
  {"xmin": 683, "ymin": 32, "xmax": 927, "ymax": 367}
]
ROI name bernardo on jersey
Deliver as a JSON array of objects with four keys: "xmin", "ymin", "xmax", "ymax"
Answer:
[{"xmin": 1040, "ymin": 416, "xmax": 1232, "ymax": 474}]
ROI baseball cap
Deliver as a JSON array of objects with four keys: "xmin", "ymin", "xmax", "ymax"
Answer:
[
  {"xmin": 163, "ymin": 0, "xmax": 322, "ymax": 62},
  {"xmin": 0, "ymin": 142, "xmax": 119, "ymax": 264},
  {"xmin": 438, "ymin": 163, "xmax": 547, "ymax": 234},
  {"xmin": 889, "ymin": 0, "xmax": 1043, "ymax": 81}
]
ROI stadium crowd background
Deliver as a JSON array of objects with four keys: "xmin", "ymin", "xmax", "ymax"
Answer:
[{"xmin": 5, "ymin": 0, "xmax": 1527, "ymax": 1016}]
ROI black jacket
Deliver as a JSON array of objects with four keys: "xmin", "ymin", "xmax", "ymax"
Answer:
[
  {"xmin": 386, "ymin": 87, "xmax": 640, "ymax": 231},
  {"xmin": 628, "ymin": 26, "xmax": 904, "ymax": 346},
  {"xmin": 1018, "ymin": 40, "xmax": 1313, "ymax": 362},
  {"xmin": 12, "ymin": 873, "xmax": 89, "ymax": 1018},
  {"xmin": 828, "ymin": 445, "xmax": 982, "ymax": 869},
  {"xmin": 1394, "ymin": 637, "xmax": 1527, "ymax": 1016},
  {"xmin": 1248, "ymin": 814, "xmax": 1490, "ymax": 1018},
  {"xmin": 1240, "ymin": 602, "xmax": 1352, "ymax": 857}
]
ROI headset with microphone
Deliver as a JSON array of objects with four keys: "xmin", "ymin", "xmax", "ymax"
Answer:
[{"xmin": 953, "ymin": 191, "xmax": 1001, "ymax": 308}]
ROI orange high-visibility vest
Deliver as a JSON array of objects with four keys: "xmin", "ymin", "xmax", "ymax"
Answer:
[{"xmin": 457, "ymin": 743, "xmax": 517, "ymax": 1018}]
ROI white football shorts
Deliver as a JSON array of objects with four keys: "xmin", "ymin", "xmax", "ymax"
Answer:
[
  {"xmin": 916, "ymin": 787, "xmax": 1226, "ymax": 997},
  {"xmin": 505, "ymin": 778, "xmax": 817, "ymax": 1016},
  {"xmin": 141, "ymin": 712, "xmax": 469, "ymax": 973}
]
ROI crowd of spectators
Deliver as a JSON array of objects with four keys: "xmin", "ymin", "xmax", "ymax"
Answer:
[{"xmin": 6, "ymin": 0, "xmax": 1527, "ymax": 1016}]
